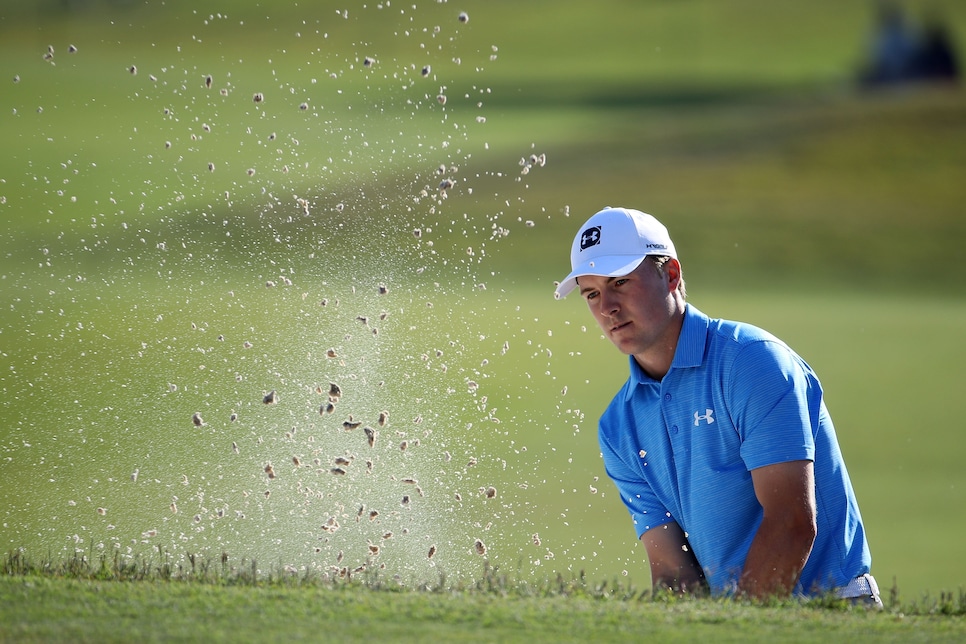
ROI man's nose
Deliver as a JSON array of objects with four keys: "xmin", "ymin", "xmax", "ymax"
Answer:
[{"xmin": 599, "ymin": 289, "xmax": 619, "ymax": 315}]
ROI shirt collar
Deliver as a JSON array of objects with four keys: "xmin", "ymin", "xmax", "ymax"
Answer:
[
  {"xmin": 624, "ymin": 304, "xmax": 709, "ymax": 399},
  {"xmin": 673, "ymin": 304, "xmax": 709, "ymax": 369}
]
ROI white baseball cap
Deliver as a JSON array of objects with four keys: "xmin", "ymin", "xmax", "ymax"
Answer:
[{"xmin": 554, "ymin": 207, "xmax": 677, "ymax": 299}]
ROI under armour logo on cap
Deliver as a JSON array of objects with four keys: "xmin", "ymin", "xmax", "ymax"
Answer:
[{"xmin": 580, "ymin": 226, "xmax": 601, "ymax": 251}]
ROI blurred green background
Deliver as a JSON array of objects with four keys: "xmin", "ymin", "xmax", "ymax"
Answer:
[{"xmin": 1, "ymin": 0, "xmax": 964, "ymax": 598}]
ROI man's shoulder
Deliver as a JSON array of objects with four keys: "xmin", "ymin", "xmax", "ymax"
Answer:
[
  {"xmin": 687, "ymin": 307, "xmax": 801, "ymax": 375},
  {"xmin": 685, "ymin": 305, "xmax": 771, "ymax": 339},
  {"xmin": 706, "ymin": 314, "xmax": 777, "ymax": 345},
  {"xmin": 699, "ymin": 313, "xmax": 821, "ymax": 399},
  {"xmin": 684, "ymin": 306, "xmax": 776, "ymax": 350}
]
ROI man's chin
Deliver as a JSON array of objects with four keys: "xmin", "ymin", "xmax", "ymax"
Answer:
[{"xmin": 609, "ymin": 336, "xmax": 637, "ymax": 356}]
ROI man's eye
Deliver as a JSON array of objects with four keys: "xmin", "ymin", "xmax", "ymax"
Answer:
[
  {"xmin": 615, "ymin": 279, "xmax": 628, "ymax": 286},
  {"xmin": 585, "ymin": 292, "xmax": 598, "ymax": 301}
]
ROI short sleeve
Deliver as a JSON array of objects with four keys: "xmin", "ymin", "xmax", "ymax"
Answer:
[
  {"xmin": 727, "ymin": 340, "xmax": 819, "ymax": 471},
  {"xmin": 599, "ymin": 418, "xmax": 675, "ymax": 539}
]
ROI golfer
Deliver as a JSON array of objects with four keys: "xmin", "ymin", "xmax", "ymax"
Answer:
[{"xmin": 555, "ymin": 206, "xmax": 881, "ymax": 605}]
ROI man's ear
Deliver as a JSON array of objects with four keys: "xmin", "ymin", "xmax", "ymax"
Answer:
[{"xmin": 665, "ymin": 258, "xmax": 682, "ymax": 292}]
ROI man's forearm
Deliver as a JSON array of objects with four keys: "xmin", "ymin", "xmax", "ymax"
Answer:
[
  {"xmin": 642, "ymin": 522, "xmax": 709, "ymax": 596},
  {"xmin": 738, "ymin": 514, "xmax": 815, "ymax": 599}
]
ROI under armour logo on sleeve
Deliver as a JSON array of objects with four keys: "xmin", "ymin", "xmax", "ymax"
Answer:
[{"xmin": 693, "ymin": 409, "xmax": 715, "ymax": 425}]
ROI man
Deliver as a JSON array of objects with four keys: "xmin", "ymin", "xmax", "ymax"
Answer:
[{"xmin": 554, "ymin": 207, "xmax": 880, "ymax": 605}]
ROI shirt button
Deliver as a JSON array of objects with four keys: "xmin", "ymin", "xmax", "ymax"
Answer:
[
  {"xmin": 664, "ymin": 394, "xmax": 671, "ymax": 401},
  {"xmin": 672, "ymin": 425, "xmax": 679, "ymax": 434}
]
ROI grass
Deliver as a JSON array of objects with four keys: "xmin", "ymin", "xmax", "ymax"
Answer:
[
  {"xmin": 2, "ymin": 0, "xmax": 966, "ymax": 640},
  {"xmin": 1, "ymin": 550, "xmax": 964, "ymax": 643}
]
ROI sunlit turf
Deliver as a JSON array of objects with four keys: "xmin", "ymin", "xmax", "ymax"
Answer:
[
  {"xmin": 1, "ymin": 550, "xmax": 964, "ymax": 643},
  {"xmin": 6, "ymin": 1, "xmax": 966, "ymax": 293}
]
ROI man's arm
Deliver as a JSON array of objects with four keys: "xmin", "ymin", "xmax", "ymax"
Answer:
[
  {"xmin": 739, "ymin": 459, "xmax": 817, "ymax": 600},
  {"xmin": 640, "ymin": 521, "xmax": 708, "ymax": 595}
]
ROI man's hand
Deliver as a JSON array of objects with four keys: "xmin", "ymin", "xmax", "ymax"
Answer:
[
  {"xmin": 739, "ymin": 459, "xmax": 817, "ymax": 600},
  {"xmin": 641, "ymin": 521, "xmax": 708, "ymax": 595}
]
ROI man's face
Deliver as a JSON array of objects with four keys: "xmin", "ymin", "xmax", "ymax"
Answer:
[{"xmin": 577, "ymin": 258, "xmax": 680, "ymax": 361}]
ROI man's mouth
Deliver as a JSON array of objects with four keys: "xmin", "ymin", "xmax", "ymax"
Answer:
[{"xmin": 610, "ymin": 320, "xmax": 631, "ymax": 333}]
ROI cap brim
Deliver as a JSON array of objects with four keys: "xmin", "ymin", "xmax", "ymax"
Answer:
[{"xmin": 553, "ymin": 254, "xmax": 647, "ymax": 299}]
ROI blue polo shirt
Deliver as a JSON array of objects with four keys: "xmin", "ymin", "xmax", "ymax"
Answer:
[{"xmin": 599, "ymin": 305, "xmax": 871, "ymax": 597}]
